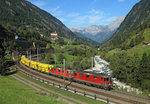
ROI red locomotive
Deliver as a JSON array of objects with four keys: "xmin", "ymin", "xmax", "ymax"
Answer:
[
  {"xmin": 21, "ymin": 56, "xmax": 113, "ymax": 90},
  {"xmin": 50, "ymin": 67, "xmax": 113, "ymax": 90}
]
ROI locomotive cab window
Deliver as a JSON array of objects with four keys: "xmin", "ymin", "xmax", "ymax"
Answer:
[
  {"xmin": 80, "ymin": 74, "xmax": 83, "ymax": 77},
  {"xmin": 74, "ymin": 72, "xmax": 77, "ymax": 76},
  {"xmin": 86, "ymin": 75, "xmax": 90, "ymax": 78},
  {"xmin": 94, "ymin": 76, "xmax": 97, "ymax": 79},
  {"xmin": 68, "ymin": 71, "xmax": 73, "ymax": 74},
  {"xmin": 104, "ymin": 78, "xmax": 109, "ymax": 82},
  {"xmin": 58, "ymin": 70, "xmax": 60, "ymax": 72}
]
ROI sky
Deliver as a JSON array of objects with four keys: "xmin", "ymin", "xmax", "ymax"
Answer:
[{"xmin": 27, "ymin": 0, "xmax": 140, "ymax": 28}]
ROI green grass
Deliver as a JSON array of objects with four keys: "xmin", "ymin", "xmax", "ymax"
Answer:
[
  {"xmin": 128, "ymin": 44, "xmax": 150, "ymax": 59},
  {"xmin": 56, "ymin": 53, "xmax": 77, "ymax": 62},
  {"xmin": 47, "ymin": 53, "xmax": 77, "ymax": 67},
  {"xmin": 16, "ymin": 72, "xmax": 106, "ymax": 104},
  {"xmin": 0, "ymin": 75, "xmax": 67, "ymax": 104},
  {"xmin": 107, "ymin": 28, "xmax": 150, "ymax": 59},
  {"xmin": 107, "ymin": 44, "xmax": 150, "ymax": 59},
  {"xmin": 143, "ymin": 28, "xmax": 150, "ymax": 42},
  {"xmin": 63, "ymin": 38, "xmax": 75, "ymax": 43},
  {"xmin": 106, "ymin": 48, "xmax": 121, "ymax": 58}
]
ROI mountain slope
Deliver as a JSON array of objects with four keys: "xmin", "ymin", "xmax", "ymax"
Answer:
[
  {"xmin": 103, "ymin": 21, "xmax": 150, "ymax": 93},
  {"xmin": 98, "ymin": 0, "xmax": 150, "ymax": 94},
  {"xmin": 0, "ymin": 0, "xmax": 99, "ymax": 45},
  {"xmin": 71, "ymin": 16, "xmax": 124, "ymax": 43},
  {"xmin": 106, "ymin": 22, "xmax": 150, "ymax": 58},
  {"xmin": 114, "ymin": 0, "xmax": 150, "ymax": 36},
  {"xmin": 0, "ymin": 0, "xmax": 75, "ymax": 38},
  {"xmin": 73, "ymin": 32, "xmax": 99, "ymax": 46},
  {"xmin": 102, "ymin": 0, "xmax": 150, "ymax": 49}
]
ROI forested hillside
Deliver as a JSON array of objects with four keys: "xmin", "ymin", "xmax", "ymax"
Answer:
[
  {"xmin": 99, "ymin": 0, "xmax": 150, "ymax": 94},
  {"xmin": 0, "ymin": 0, "xmax": 99, "ymax": 75},
  {"xmin": 0, "ymin": 23, "xmax": 48, "ymax": 75},
  {"xmin": 99, "ymin": 21, "xmax": 150, "ymax": 95},
  {"xmin": 0, "ymin": 0, "xmax": 75, "ymax": 38},
  {"xmin": 101, "ymin": 0, "xmax": 150, "ymax": 50},
  {"xmin": 0, "ymin": 23, "xmax": 97, "ymax": 75}
]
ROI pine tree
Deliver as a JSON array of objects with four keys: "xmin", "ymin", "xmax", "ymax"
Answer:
[
  {"xmin": 139, "ymin": 53, "xmax": 150, "ymax": 89},
  {"xmin": 0, "ymin": 38, "xmax": 7, "ymax": 75},
  {"xmin": 132, "ymin": 54, "xmax": 140, "ymax": 87},
  {"xmin": 58, "ymin": 54, "xmax": 66, "ymax": 64},
  {"xmin": 130, "ymin": 39, "xmax": 135, "ymax": 48}
]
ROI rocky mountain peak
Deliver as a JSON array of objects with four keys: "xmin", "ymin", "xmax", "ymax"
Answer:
[
  {"xmin": 70, "ymin": 16, "xmax": 124, "ymax": 43},
  {"xmin": 107, "ymin": 16, "xmax": 125, "ymax": 31}
]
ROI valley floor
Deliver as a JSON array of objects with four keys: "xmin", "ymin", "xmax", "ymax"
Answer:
[{"xmin": 0, "ymin": 75, "xmax": 67, "ymax": 104}]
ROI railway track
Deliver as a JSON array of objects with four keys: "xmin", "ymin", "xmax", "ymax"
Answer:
[
  {"xmin": 12, "ymin": 74, "xmax": 87, "ymax": 104},
  {"xmin": 15, "ymin": 61, "xmax": 150, "ymax": 104}
]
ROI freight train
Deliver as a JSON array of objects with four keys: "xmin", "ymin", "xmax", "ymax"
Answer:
[{"xmin": 21, "ymin": 56, "xmax": 113, "ymax": 90}]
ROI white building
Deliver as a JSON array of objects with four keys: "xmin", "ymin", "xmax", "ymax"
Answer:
[{"xmin": 51, "ymin": 32, "xmax": 58, "ymax": 40}]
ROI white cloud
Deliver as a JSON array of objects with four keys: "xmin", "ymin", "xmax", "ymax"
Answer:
[
  {"xmin": 51, "ymin": 6, "xmax": 60, "ymax": 14},
  {"xmin": 88, "ymin": 9, "xmax": 104, "ymax": 24},
  {"xmin": 44, "ymin": 6, "xmax": 118, "ymax": 27},
  {"xmin": 67, "ymin": 9, "xmax": 104, "ymax": 26},
  {"xmin": 89, "ymin": 15, "xmax": 103, "ymax": 24},
  {"xmin": 28, "ymin": 0, "xmax": 122, "ymax": 27},
  {"xmin": 67, "ymin": 13, "xmax": 80, "ymax": 18},
  {"xmin": 89, "ymin": 9, "xmax": 103, "ymax": 15},
  {"xmin": 71, "ymin": 16, "xmax": 88, "ymax": 24},
  {"xmin": 49, "ymin": 6, "xmax": 65, "ymax": 17}
]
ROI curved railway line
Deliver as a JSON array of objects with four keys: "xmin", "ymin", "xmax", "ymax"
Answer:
[
  {"xmin": 12, "ymin": 74, "xmax": 87, "ymax": 104},
  {"xmin": 15, "ymin": 61, "xmax": 150, "ymax": 104}
]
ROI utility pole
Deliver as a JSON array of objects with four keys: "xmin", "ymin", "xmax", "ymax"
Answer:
[
  {"xmin": 54, "ymin": 55, "xmax": 56, "ymax": 67},
  {"xmin": 37, "ymin": 48, "xmax": 39, "ymax": 62},
  {"xmin": 91, "ymin": 57, "xmax": 93, "ymax": 70},
  {"xmin": 63, "ymin": 59, "xmax": 65, "ymax": 88},
  {"xmin": 27, "ymin": 51, "xmax": 28, "ymax": 59},
  {"xmin": 30, "ymin": 51, "xmax": 31, "ymax": 61},
  {"xmin": 30, "ymin": 51, "xmax": 31, "ymax": 67}
]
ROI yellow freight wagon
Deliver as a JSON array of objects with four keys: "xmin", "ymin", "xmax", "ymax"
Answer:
[
  {"xmin": 30, "ymin": 61, "xmax": 38, "ymax": 69},
  {"xmin": 30, "ymin": 61, "xmax": 33, "ymax": 68},
  {"xmin": 21, "ymin": 56, "xmax": 30, "ymax": 67},
  {"xmin": 34, "ymin": 62, "xmax": 39, "ymax": 70},
  {"xmin": 21, "ymin": 56, "xmax": 26, "ymax": 64},
  {"xmin": 41, "ymin": 64, "xmax": 54, "ymax": 73},
  {"xmin": 38, "ymin": 63, "xmax": 44, "ymax": 72},
  {"xmin": 42, "ymin": 64, "xmax": 47, "ymax": 72},
  {"xmin": 20, "ymin": 56, "xmax": 54, "ymax": 73},
  {"xmin": 49, "ymin": 65, "xmax": 54, "ymax": 72},
  {"xmin": 25, "ymin": 59, "xmax": 30, "ymax": 66},
  {"xmin": 21, "ymin": 56, "xmax": 24, "ymax": 64},
  {"xmin": 44, "ymin": 64, "xmax": 50, "ymax": 73}
]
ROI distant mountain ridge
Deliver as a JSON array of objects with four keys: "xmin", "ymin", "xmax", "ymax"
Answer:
[
  {"xmin": 71, "ymin": 16, "xmax": 124, "ymax": 43},
  {"xmin": 102, "ymin": 0, "xmax": 150, "ymax": 49},
  {"xmin": 114, "ymin": 0, "xmax": 150, "ymax": 37},
  {"xmin": 0, "ymin": 0, "xmax": 99, "ymax": 45}
]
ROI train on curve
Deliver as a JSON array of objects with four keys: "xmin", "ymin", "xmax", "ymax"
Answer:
[{"xmin": 21, "ymin": 56, "xmax": 113, "ymax": 90}]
